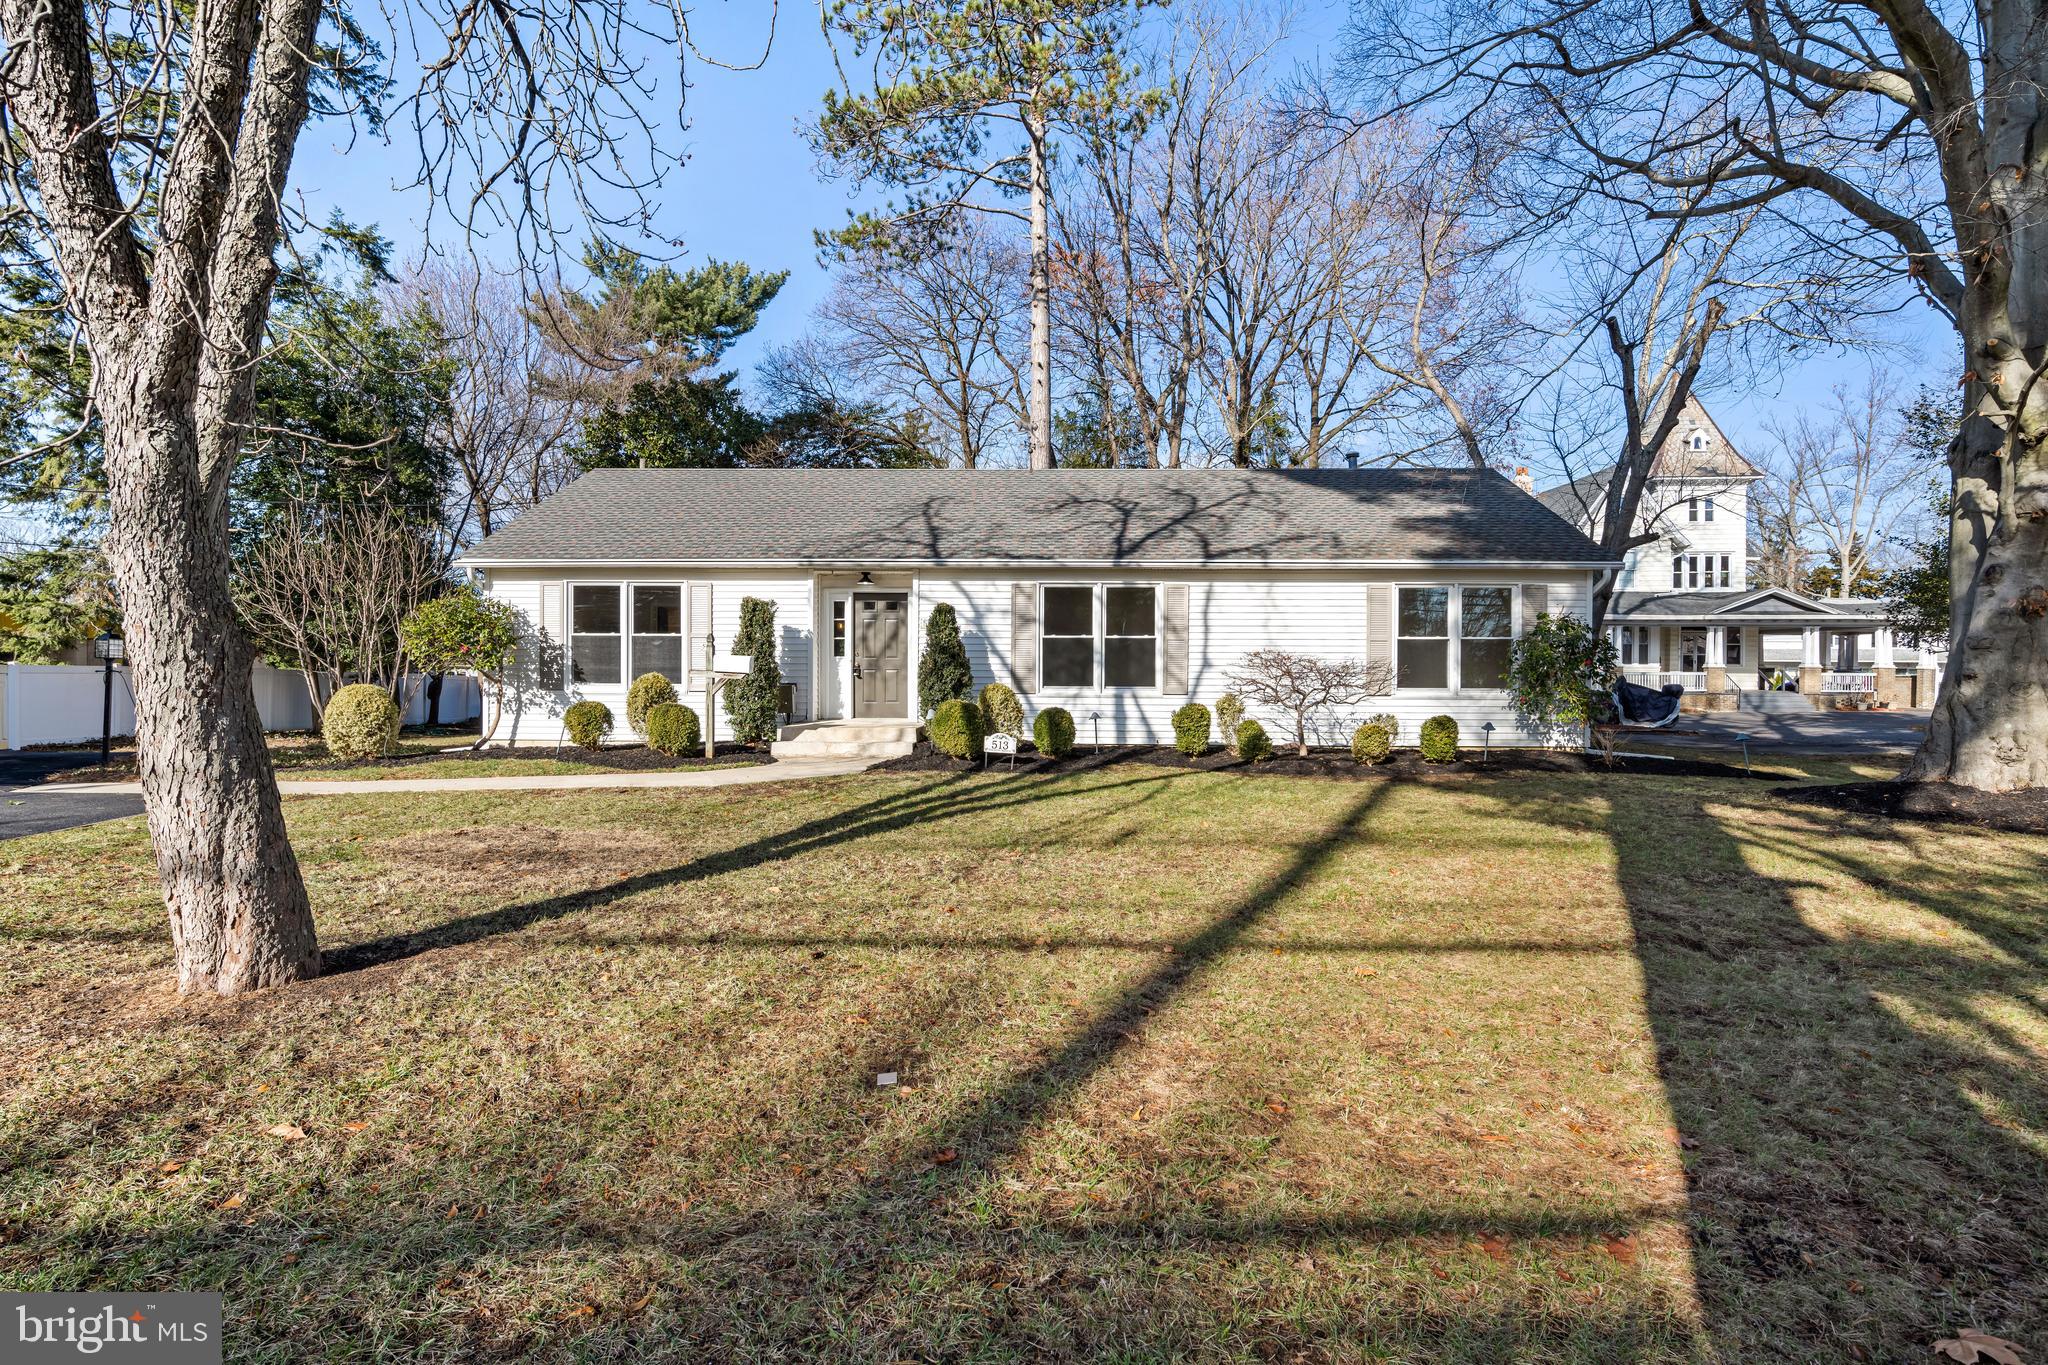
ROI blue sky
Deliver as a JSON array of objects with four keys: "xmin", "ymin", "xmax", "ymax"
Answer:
[{"xmin": 263, "ymin": 0, "xmax": 1960, "ymax": 471}]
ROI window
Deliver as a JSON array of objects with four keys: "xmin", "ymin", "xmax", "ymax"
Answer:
[
  {"xmin": 570, "ymin": 584, "xmax": 622, "ymax": 685},
  {"xmin": 1704, "ymin": 496, "xmax": 1716, "ymax": 522},
  {"xmin": 1718, "ymin": 555, "xmax": 1731, "ymax": 588},
  {"xmin": 1460, "ymin": 587, "xmax": 1513, "ymax": 689},
  {"xmin": 1727, "ymin": 630, "xmax": 1744, "ymax": 666},
  {"xmin": 1621, "ymin": 629, "xmax": 1635, "ymax": 665},
  {"xmin": 1104, "ymin": 586, "xmax": 1157, "ymax": 687},
  {"xmin": 1042, "ymin": 586, "xmax": 1095, "ymax": 688},
  {"xmin": 1687, "ymin": 555, "xmax": 1701, "ymax": 589},
  {"xmin": 1688, "ymin": 497, "xmax": 1700, "ymax": 522},
  {"xmin": 1689, "ymin": 431, "xmax": 1707, "ymax": 451},
  {"xmin": 630, "ymin": 585, "xmax": 683, "ymax": 681},
  {"xmin": 831, "ymin": 599, "xmax": 847, "ymax": 658},
  {"xmin": 1397, "ymin": 587, "xmax": 1450, "ymax": 689},
  {"xmin": 1672, "ymin": 555, "xmax": 1684, "ymax": 589},
  {"xmin": 1680, "ymin": 629, "xmax": 1707, "ymax": 673}
]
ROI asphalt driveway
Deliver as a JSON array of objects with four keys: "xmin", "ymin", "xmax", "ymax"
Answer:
[
  {"xmin": 1648, "ymin": 708, "xmax": 1929, "ymax": 756},
  {"xmin": 0, "ymin": 750, "xmax": 144, "ymax": 841}
]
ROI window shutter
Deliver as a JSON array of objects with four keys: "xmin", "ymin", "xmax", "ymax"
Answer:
[
  {"xmin": 689, "ymin": 582, "xmax": 714, "ymax": 680},
  {"xmin": 1160, "ymin": 584, "xmax": 1189, "ymax": 695},
  {"xmin": 536, "ymin": 582, "xmax": 565, "ymax": 690},
  {"xmin": 1011, "ymin": 583, "xmax": 1038, "ymax": 693},
  {"xmin": 1521, "ymin": 584, "xmax": 1549, "ymax": 631},
  {"xmin": 1364, "ymin": 583, "xmax": 1393, "ymax": 695}
]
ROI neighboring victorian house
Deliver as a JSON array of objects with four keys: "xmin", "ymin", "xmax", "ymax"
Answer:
[{"xmin": 1535, "ymin": 396, "xmax": 1940, "ymax": 710}]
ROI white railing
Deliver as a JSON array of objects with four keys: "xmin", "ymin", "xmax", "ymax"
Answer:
[
  {"xmin": 1822, "ymin": 671, "xmax": 1876, "ymax": 693},
  {"xmin": 1623, "ymin": 668, "xmax": 1706, "ymax": 691}
]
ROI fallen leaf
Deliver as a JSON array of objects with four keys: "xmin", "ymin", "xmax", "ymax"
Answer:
[
  {"xmin": 563, "ymin": 1304, "xmax": 596, "ymax": 1319},
  {"xmin": 1266, "ymin": 1101, "xmax": 1290, "ymax": 1116},
  {"xmin": 1933, "ymin": 1329, "xmax": 2025, "ymax": 1365},
  {"xmin": 1355, "ymin": 967, "xmax": 1378, "ymax": 977},
  {"xmin": 158, "ymin": 1160, "xmax": 184, "ymax": 1174},
  {"xmin": 265, "ymin": 1123, "xmax": 305, "ymax": 1141},
  {"xmin": 626, "ymin": 1293, "xmax": 653, "ymax": 1313},
  {"xmin": 342, "ymin": 1121, "xmax": 368, "ymax": 1133},
  {"xmin": 1478, "ymin": 1236, "xmax": 1509, "ymax": 1263},
  {"xmin": 930, "ymin": 1148, "xmax": 958, "ymax": 1165},
  {"xmin": 1601, "ymin": 1234, "xmax": 1637, "ymax": 1266},
  {"xmin": 216, "ymin": 1193, "xmax": 245, "ymax": 1210}
]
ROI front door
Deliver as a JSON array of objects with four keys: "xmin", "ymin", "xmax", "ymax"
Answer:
[{"xmin": 853, "ymin": 594, "xmax": 908, "ymax": 718}]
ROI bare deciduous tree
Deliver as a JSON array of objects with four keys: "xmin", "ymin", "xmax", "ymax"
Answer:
[
  {"xmin": 0, "ymin": 0, "xmax": 762, "ymax": 990},
  {"xmin": 395, "ymin": 258, "xmax": 581, "ymax": 543},
  {"xmin": 1347, "ymin": 0, "xmax": 2048, "ymax": 791},
  {"xmin": 235, "ymin": 505, "xmax": 446, "ymax": 720},
  {"xmin": 1226, "ymin": 649, "xmax": 1392, "ymax": 756},
  {"xmin": 1764, "ymin": 371, "xmax": 1937, "ymax": 594},
  {"xmin": 812, "ymin": 227, "xmax": 1030, "ymax": 468}
]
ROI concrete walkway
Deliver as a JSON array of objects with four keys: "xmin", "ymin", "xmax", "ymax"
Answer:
[{"xmin": 18, "ymin": 755, "xmax": 880, "ymax": 802}]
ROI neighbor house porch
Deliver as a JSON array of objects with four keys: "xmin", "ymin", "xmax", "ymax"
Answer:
[{"xmin": 1608, "ymin": 588, "xmax": 1937, "ymax": 710}]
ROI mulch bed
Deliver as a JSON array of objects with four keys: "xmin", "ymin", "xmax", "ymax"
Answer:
[
  {"xmin": 444, "ymin": 742, "xmax": 770, "ymax": 772},
  {"xmin": 1776, "ymin": 779, "xmax": 2048, "ymax": 835},
  {"xmin": 873, "ymin": 743, "xmax": 1782, "ymax": 783}
]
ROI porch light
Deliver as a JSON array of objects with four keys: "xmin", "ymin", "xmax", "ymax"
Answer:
[
  {"xmin": 858, "ymin": 571, "xmax": 873, "ymax": 585},
  {"xmin": 93, "ymin": 631, "xmax": 125, "ymax": 662}
]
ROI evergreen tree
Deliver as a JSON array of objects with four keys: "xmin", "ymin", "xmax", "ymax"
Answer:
[
  {"xmin": 570, "ymin": 371, "xmax": 764, "ymax": 470},
  {"xmin": 918, "ymin": 602, "xmax": 975, "ymax": 717},
  {"xmin": 724, "ymin": 597, "xmax": 783, "ymax": 744}
]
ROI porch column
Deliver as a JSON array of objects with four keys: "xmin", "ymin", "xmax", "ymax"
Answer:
[
  {"xmin": 1872, "ymin": 626, "xmax": 1900, "ymax": 707},
  {"xmin": 1799, "ymin": 626, "xmax": 1824, "ymax": 699},
  {"xmin": 1705, "ymin": 625, "xmax": 1728, "ymax": 696}
]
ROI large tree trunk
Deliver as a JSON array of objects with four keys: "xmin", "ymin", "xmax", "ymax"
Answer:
[
  {"xmin": 1904, "ymin": 396, "xmax": 2048, "ymax": 791},
  {"xmin": 3, "ymin": 0, "xmax": 329, "ymax": 992},
  {"xmin": 99, "ymin": 398, "xmax": 319, "ymax": 993},
  {"xmin": 1026, "ymin": 109, "xmax": 1054, "ymax": 471}
]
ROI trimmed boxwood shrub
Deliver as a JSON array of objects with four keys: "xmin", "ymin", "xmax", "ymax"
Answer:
[
  {"xmin": 919, "ymin": 602, "xmax": 974, "ymax": 717},
  {"xmin": 1364, "ymin": 711, "xmax": 1399, "ymax": 744},
  {"xmin": 1351, "ymin": 720, "xmax": 1392, "ymax": 765},
  {"xmin": 1420, "ymin": 714, "xmax": 1459, "ymax": 762},
  {"xmin": 323, "ymin": 683, "xmax": 399, "ymax": 760},
  {"xmin": 564, "ymin": 699, "xmax": 614, "ymax": 752},
  {"xmin": 627, "ymin": 672, "xmax": 678, "ymax": 736},
  {"xmin": 929, "ymin": 698, "xmax": 986, "ymax": 759},
  {"xmin": 1235, "ymin": 718, "xmax": 1272, "ymax": 763},
  {"xmin": 1172, "ymin": 702, "xmax": 1212, "ymax": 756},
  {"xmin": 724, "ymin": 597, "xmax": 782, "ymax": 745},
  {"xmin": 1215, "ymin": 692, "xmax": 1245, "ymax": 754},
  {"xmin": 1033, "ymin": 706, "xmax": 1075, "ymax": 759},
  {"xmin": 978, "ymin": 681, "xmax": 1024, "ymax": 738},
  {"xmin": 645, "ymin": 702, "xmax": 700, "ymax": 757}
]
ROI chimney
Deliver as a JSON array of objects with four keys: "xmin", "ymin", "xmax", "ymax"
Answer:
[
  {"xmin": 1514, "ymin": 466, "xmax": 1534, "ymax": 494},
  {"xmin": 1342, "ymin": 451, "xmax": 1359, "ymax": 470}
]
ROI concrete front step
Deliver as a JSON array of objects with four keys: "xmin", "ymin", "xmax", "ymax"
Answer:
[
  {"xmin": 770, "ymin": 719, "xmax": 919, "ymax": 761},
  {"xmin": 769, "ymin": 738, "xmax": 917, "ymax": 760}
]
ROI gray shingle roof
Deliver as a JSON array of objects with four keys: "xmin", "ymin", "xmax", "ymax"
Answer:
[
  {"xmin": 1613, "ymin": 589, "xmax": 1888, "ymax": 619},
  {"xmin": 462, "ymin": 467, "xmax": 1614, "ymax": 567}
]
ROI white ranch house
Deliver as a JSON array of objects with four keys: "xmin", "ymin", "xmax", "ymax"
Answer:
[{"xmin": 458, "ymin": 466, "xmax": 1616, "ymax": 755}]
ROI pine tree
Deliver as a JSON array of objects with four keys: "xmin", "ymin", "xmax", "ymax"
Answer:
[
  {"xmin": 918, "ymin": 603, "xmax": 974, "ymax": 717},
  {"xmin": 725, "ymin": 597, "xmax": 782, "ymax": 744}
]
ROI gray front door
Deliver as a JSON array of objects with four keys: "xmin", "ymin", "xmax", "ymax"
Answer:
[{"xmin": 853, "ymin": 594, "xmax": 908, "ymax": 718}]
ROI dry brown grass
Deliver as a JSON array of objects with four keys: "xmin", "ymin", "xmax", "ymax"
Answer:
[{"xmin": 0, "ymin": 758, "xmax": 2042, "ymax": 1363}]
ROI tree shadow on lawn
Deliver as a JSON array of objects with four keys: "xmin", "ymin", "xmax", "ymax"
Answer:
[
  {"xmin": 1524, "ymin": 778, "xmax": 2048, "ymax": 1360},
  {"xmin": 47, "ymin": 772, "xmax": 1709, "ymax": 1361},
  {"xmin": 321, "ymin": 766, "xmax": 1187, "ymax": 976}
]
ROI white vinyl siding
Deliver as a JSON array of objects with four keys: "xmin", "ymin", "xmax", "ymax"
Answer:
[
  {"xmin": 477, "ymin": 568, "xmax": 814, "ymax": 743},
  {"xmin": 918, "ymin": 568, "xmax": 1590, "ymax": 747}
]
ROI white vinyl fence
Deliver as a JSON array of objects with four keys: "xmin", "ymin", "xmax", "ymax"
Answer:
[{"xmin": 1, "ymin": 662, "xmax": 479, "ymax": 750}]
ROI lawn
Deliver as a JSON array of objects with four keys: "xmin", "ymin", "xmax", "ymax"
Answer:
[
  {"xmin": 38, "ymin": 729, "xmax": 754, "ymax": 782},
  {"xmin": 1, "ymin": 759, "xmax": 2042, "ymax": 1362}
]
